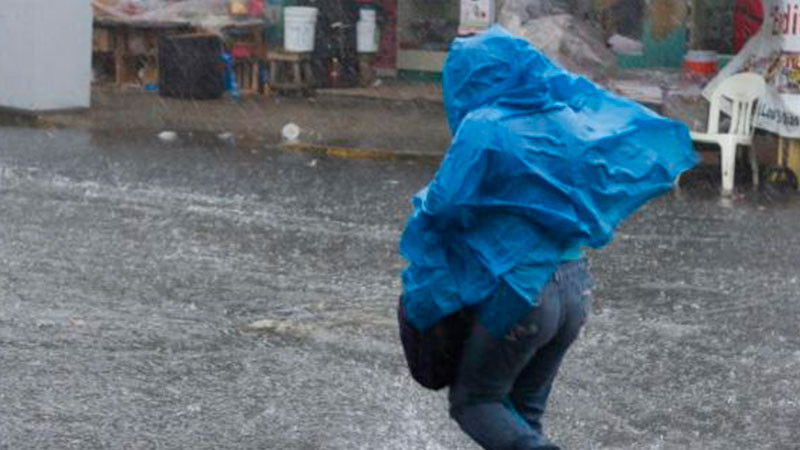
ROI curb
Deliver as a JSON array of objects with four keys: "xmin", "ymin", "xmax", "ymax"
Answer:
[
  {"xmin": 280, "ymin": 142, "xmax": 443, "ymax": 162},
  {"xmin": 315, "ymin": 89, "xmax": 444, "ymax": 107}
]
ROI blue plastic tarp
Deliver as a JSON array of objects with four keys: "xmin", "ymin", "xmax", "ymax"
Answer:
[{"xmin": 399, "ymin": 25, "xmax": 698, "ymax": 338}]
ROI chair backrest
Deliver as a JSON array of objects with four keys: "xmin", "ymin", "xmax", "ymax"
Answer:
[{"xmin": 707, "ymin": 72, "xmax": 766, "ymax": 136}]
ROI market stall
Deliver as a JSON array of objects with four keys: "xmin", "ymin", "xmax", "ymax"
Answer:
[{"xmin": 92, "ymin": 0, "xmax": 267, "ymax": 95}]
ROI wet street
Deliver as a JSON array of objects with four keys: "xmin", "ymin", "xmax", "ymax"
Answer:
[{"xmin": 1, "ymin": 126, "xmax": 799, "ymax": 450}]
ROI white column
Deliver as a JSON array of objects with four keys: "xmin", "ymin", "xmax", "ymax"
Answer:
[{"xmin": 0, "ymin": 0, "xmax": 92, "ymax": 112}]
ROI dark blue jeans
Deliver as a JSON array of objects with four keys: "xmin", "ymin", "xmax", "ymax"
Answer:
[{"xmin": 449, "ymin": 260, "xmax": 593, "ymax": 450}]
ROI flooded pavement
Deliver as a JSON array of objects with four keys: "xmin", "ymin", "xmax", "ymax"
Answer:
[{"xmin": 1, "ymin": 126, "xmax": 799, "ymax": 449}]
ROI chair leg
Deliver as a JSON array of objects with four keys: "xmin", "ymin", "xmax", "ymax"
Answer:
[
  {"xmin": 748, "ymin": 145, "xmax": 759, "ymax": 190},
  {"xmin": 720, "ymin": 140, "xmax": 737, "ymax": 196}
]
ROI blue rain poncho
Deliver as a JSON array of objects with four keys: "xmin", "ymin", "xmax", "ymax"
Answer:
[{"xmin": 399, "ymin": 26, "xmax": 698, "ymax": 338}]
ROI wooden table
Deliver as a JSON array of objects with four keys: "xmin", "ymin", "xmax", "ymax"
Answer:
[{"xmin": 266, "ymin": 49, "xmax": 314, "ymax": 93}]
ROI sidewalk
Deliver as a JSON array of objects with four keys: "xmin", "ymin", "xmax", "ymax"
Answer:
[
  {"xmin": 34, "ymin": 85, "xmax": 452, "ymax": 160},
  {"xmin": 15, "ymin": 78, "xmax": 779, "ymax": 174},
  {"xmin": 316, "ymin": 79, "xmax": 444, "ymax": 105},
  {"xmin": 21, "ymin": 73, "xmax": 676, "ymax": 163}
]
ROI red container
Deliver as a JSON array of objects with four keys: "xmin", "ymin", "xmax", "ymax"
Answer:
[
  {"xmin": 231, "ymin": 44, "xmax": 253, "ymax": 59},
  {"xmin": 249, "ymin": 0, "xmax": 264, "ymax": 17},
  {"xmin": 684, "ymin": 50, "xmax": 718, "ymax": 77}
]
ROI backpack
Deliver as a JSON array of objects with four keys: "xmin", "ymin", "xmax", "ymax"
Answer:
[{"xmin": 397, "ymin": 296, "xmax": 472, "ymax": 390}]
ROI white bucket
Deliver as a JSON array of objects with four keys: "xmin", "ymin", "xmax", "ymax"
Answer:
[
  {"xmin": 284, "ymin": 6, "xmax": 318, "ymax": 52},
  {"xmin": 356, "ymin": 8, "xmax": 378, "ymax": 53},
  {"xmin": 359, "ymin": 8, "xmax": 376, "ymax": 22}
]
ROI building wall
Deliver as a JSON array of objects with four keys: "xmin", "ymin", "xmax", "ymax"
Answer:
[{"xmin": 0, "ymin": 0, "xmax": 92, "ymax": 111}]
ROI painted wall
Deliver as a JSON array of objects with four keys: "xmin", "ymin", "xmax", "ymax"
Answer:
[
  {"xmin": 643, "ymin": 0, "xmax": 688, "ymax": 66},
  {"xmin": 0, "ymin": 0, "xmax": 92, "ymax": 111}
]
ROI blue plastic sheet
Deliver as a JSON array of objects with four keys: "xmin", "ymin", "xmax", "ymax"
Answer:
[
  {"xmin": 399, "ymin": 25, "xmax": 698, "ymax": 338},
  {"xmin": 221, "ymin": 52, "xmax": 239, "ymax": 100}
]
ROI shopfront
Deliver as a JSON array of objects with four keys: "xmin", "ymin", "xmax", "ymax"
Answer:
[
  {"xmin": 395, "ymin": 0, "xmax": 494, "ymax": 78},
  {"xmin": 396, "ymin": 0, "xmax": 459, "ymax": 77}
]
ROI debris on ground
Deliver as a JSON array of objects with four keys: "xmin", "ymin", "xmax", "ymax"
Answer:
[
  {"xmin": 499, "ymin": 12, "xmax": 618, "ymax": 81},
  {"xmin": 158, "ymin": 130, "xmax": 178, "ymax": 142},
  {"xmin": 282, "ymin": 123, "xmax": 301, "ymax": 143}
]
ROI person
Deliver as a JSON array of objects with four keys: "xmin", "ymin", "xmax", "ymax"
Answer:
[
  {"xmin": 399, "ymin": 26, "xmax": 696, "ymax": 449},
  {"xmin": 447, "ymin": 258, "xmax": 592, "ymax": 450}
]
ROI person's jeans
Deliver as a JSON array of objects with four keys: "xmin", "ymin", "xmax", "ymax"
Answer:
[{"xmin": 448, "ymin": 260, "xmax": 593, "ymax": 450}]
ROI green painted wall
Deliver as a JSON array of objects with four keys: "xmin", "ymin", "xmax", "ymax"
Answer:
[{"xmin": 641, "ymin": 21, "xmax": 688, "ymax": 67}]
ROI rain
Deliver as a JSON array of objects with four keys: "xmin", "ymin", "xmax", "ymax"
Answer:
[{"xmin": 1, "ymin": 1, "xmax": 799, "ymax": 449}]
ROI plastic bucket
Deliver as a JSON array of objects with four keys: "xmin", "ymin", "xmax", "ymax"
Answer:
[
  {"xmin": 684, "ymin": 50, "xmax": 718, "ymax": 77},
  {"xmin": 356, "ymin": 8, "xmax": 378, "ymax": 53},
  {"xmin": 284, "ymin": 7, "xmax": 318, "ymax": 52},
  {"xmin": 359, "ymin": 8, "xmax": 376, "ymax": 22}
]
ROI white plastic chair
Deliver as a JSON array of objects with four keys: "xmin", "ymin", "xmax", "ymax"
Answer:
[{"xmin": 690, "ymin": 72, "xmax": 766, "ymax": 195}]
